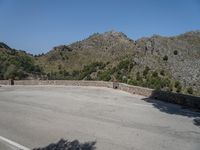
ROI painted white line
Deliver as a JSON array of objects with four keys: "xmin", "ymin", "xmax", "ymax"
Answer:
[{"xmin": 0, "ymin": 136, "xmax": 30, "ymax": 150}]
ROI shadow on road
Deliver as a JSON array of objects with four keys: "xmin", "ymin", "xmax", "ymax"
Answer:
[
  {"xmin": 33, "ymin": 139, "xmax": 96, "ymax": 150},
  {"xmin": 142, "ymin": 97, "xmax": 200, "ymax": 127},
  {"xmin": 193, "ymin": 118, "xmax": 200, "ymax": 126}
]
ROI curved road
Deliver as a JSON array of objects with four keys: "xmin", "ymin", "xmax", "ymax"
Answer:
[{"xmin": 0, "ymin": 85, "xmax": 199, "ymax": 150}]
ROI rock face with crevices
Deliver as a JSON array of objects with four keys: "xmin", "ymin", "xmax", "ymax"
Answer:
[{"xmin": 132, "ymin": 31, "xmax": 200, "ymax": 92}]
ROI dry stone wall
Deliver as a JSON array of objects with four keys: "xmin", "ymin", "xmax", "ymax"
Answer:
[
  {"xmin": 118, "ymin": 83, "xmax": 153, "ymax": 97},
  {"xmin": 0, "ymin": 80, "xmax": 113, "ymax": 88}
]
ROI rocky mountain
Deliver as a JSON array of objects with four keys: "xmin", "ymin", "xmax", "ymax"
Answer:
[
  {"xmin": 131, "ymin": 31, "xmax": 200, "ymax": 95},
  {"xmin": 36, "ymin": 31, "xmax": 136, "ymax": 72},
  {"xmin": 0, "ymin": 30, "xmax": 200, "ymax": 96}
]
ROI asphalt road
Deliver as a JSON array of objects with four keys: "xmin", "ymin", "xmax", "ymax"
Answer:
[{"xmin": 0, "ymin": 85, "xmax": 199, "ymax": 150}]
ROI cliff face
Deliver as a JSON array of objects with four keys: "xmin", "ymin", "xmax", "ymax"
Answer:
[{"xmin": 133, "ymin": 31, "xmax": 200, "ymax": 90}]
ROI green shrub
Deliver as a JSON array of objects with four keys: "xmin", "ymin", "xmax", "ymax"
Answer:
[
  {"xmin": 122, "ymin": 77, "xmax": 127, "ymax": 83},
  {"xmin": 59, "ymin": 70, "xmax": 63, "ymax": 74},
  {"xmin": 129, "ymin": 63, "xmax": 134, "ymax": 70},
  {"xmin": 166, "ymin": 82, "xmax": 173, "ymax": 92},
  {"xmin": 152, "ymin": 71, "xmax": 158, "ymax": 77},
  {"xmin": 4, "ymin": 64, "xmax": 17, "ymax": 79},
  {"xmin": 174, "ymin": 81, "xmax": 180, "ymax": 88},
  {"xmin": 187, "ymin": 87, "xmax": 193, "ymax": 95},
  {"xmin": 117, "ymin": 60, "xmax": 131, "ymax": 71},
  {"xmin": 72, "ymin": 70, "xmax": 80, "ymax": 77},
  {"xmin": 176, "ymin": 85, "xmax": 182, "ymax": 93},
  {"xmin": 63, "ymin": 70, "xmax": 69, "ymax": 76},
  {"xmin": 58, "ymin": 64, "xmax": 62, "ymax": 70},
  {"xmin": 97, "ymin": 69, "xmax": 111, "ymax": 81},
  {"xmin": 143, "ymin": 66, "xmax": 150, "ymax": 77},
  {"xmin": 59, "ymin": 52, "xmax": 63, "ymax": 57},
  {"xmin": 136, "ymin": 72, "xmax": 142, "ymax": 81},
  {"xmin": 163, "ymin": 55, "xmax": 168, "ymax": 61},
  {"xmin": 173, "ymin": 50, "xmax": 178, "ymax": 55},
  {"xmin": 145, "ymin": 74, "xmax": 161, "ymax": 90},
  {"xmin": 127, "ymin": 79, "xmax": 138, "ymax": 85},
  {"xmin": 160, "ymin": 70, "xmax": 165, "ymax": 76},
  {"xmin": 85, "ymin": 75, "xmax": 92, "ymax": 80},
  {"xmin": 174, "ymin": 80, "xmax": 182, "ymax": 93},
  {"xmin": 79, "ymin": 62, "xmax": 105, "ymax": 79}
]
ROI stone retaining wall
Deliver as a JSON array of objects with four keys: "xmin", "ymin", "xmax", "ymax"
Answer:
[
  {"xmin": 0, "ymin": 80, "xmax": 113, "ymax": 88},
  {"xmin": 0, "ymin": 80, "xmax": 199, "ymax": 109},
  {"xmin": 118, "ymin": 83, "xmax": 153, "ymax": 97},
  {"xmin": 0, "ymin": 80, "xmax": 10, "ymax": 85},
  {"xmin": 149, "ymin": 90, "xmax": 200, "ymax": 109}
]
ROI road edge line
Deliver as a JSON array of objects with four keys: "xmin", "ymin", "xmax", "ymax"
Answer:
[{"xmin": 0, "ymin": 136, "xmax": 30, "ymax": 150}]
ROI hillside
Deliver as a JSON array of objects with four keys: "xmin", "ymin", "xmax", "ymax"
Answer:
[
  {"xmin": 0, "ymin": 42, "xmax": 43, "ymax": 79},
  {"xmin": 0, "ymin": 30, "xmax": 200, "ymax": 96},
  {"xmin": 34, "ymin": 30, "xmax": 200, "ymax": 95},
  {"xmin": 36, "ymin": 31, "xmax": 136, "ymax": 72}
]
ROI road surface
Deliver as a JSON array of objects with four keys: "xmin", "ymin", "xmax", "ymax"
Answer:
[{"xmin": 0, "ymin": 85, "xmax": 199, "ymax": 150}]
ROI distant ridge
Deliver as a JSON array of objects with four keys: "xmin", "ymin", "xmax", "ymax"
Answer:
[{"xmin": 0, "ymin": 30, "xmax": 200, "ymax": 96}]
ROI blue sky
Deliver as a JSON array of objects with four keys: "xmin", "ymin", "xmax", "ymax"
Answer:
[{"xmin": 0, "ymin": 0, "xmax": 200, "ymax": 54}]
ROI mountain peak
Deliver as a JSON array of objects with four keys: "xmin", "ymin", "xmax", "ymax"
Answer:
[
  {"xmin": 88, "ymin": 31, "xmax": 128, "ymax": 40},
  {"xmin": 102, "ymin": 30, "xmax": 128, "ymax": 38}
]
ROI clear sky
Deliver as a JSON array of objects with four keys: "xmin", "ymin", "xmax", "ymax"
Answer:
[{"xmin": 0, "ymin": 0, "xmax": 200, "ymax": 54}]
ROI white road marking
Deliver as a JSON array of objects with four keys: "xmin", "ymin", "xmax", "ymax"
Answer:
[{"xmin": 0, "ymin": 136, "xmax": 30, "ymax": 150}]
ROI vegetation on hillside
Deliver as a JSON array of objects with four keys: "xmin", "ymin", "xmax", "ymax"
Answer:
[
  {"xmin": 0, "ymin": 43, "xmax": 43, "ymax": 79},
  {"xmin": 47, "ymin": 62, "xmax": 106, "ymax": 80},
  {"xmin": 44, "ymin": 59, "xmax": 198, "ymax": 96}
]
